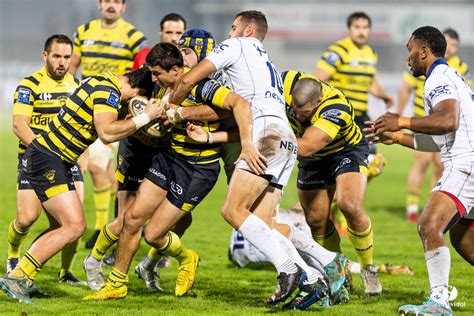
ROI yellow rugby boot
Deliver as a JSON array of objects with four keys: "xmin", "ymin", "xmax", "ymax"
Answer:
[
  {"xmin": 82, "ymin": 280, "xmax": 127, "ymax": 301},
  {"xmin": 175, "ymin": 249, "xmax": 200, "ymax": 297}
]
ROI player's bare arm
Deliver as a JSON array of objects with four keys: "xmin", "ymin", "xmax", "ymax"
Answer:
[
  {"xmin": 397, "ymin": 81, "xmax": 414, "ymax": 115},
  {"xmin": 12, "ymin": 115, "xmax": 36, "ymax": 145},
  {"xmin": 164, "ymin": 103, "xmax": 231, "ymax": 125},
  {"xmin": 186, "ymin": 123, "xmax": 239, "ymax": 144},
  {"xmin": 370, "ymin": 78, "xmax": 393, "ymax": 107},
  {"xmin": 374, "ymin": 98, "xmax": 459, "ymax": 135},
  {"xmin": 95, "ymin": 98, "xmax": 163, "ymax": 144},
  {"xmin": 68, "ymin": 52, "xmax": 81, "ymax": 76},
  {"xmin": 296, "ymin": 126, "xmax": 333, "ymax": 157},
  {"xmin": 170, "ymin": 60, "xmax": 217, "ymax": 104},
  {"xmin": 314, "ymin": 68, "xmax": 332, "ymax": 82}
]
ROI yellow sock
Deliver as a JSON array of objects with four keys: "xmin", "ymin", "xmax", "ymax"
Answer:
[
  {"xmin": 10, "ymin": 251, "xmax": 41, "ymax": 280},
  {"xmin": 148, "ymin": 247, "xmax": 163, "ymax": 262},
  {"xmin": 60, "ymin": 238, "xmax": 80, "ymax": 277},
  {"xmin": 332, "ymin": 203, "xmax": 348, "ymax": 231},
  {"xmin": 347, "ymin": 220, "xmax": 374, "ymax": 267},
  {"xmin": 108, "ymin": 267, "xmax": 128, "ymax": 285},
  {"xmin": 93, "ymin": 185, "xmax": 111, "ymax": 230},
  {"xmin": 92, "ymin": 225, "xmax": 118, "ymax": 261},
  {"xmin": 7, "ymin": 220, "xmax": 29, "ymax": 258},
  {"xmin": 158, "ymin": 231, "xmax": 188, "ymax": 263},
  {"xmin": 314, "ymin": 227, "xmax": 342, "ymax": 253},
  {"xmin": 406, "ymin": 191, "xmax": 421, "ymax": 213}
]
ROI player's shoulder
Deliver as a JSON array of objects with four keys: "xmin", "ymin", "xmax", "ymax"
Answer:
[
  {"xmin": 18, "ymin": 69, "xmax": 44, "ymax": 89},
  {"xmin": 76, "ymin": 19, "xmax": 100, "ymax": 34},
  {"xmin": 120, "ymin": 19, "xmax": 144, "ymax": 37}
]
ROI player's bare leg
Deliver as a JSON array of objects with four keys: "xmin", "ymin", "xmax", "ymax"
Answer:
[
  {"xmin": 406, "ymin": 151, "xmax": 431, "ymax": 223},
  {"xmin": 399, "ymin": 191, "xmax": 458, "ymax": 315},
  {"xmin": 222, "ymin": 169, "xmax": 302, "ymax": 305},
  {"xmin": 449, "ymin": 220, "xmax": 474, "ymax": 265}
]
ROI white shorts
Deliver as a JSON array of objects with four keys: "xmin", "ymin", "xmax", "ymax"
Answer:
[
  {"xmin": 236, "ymin": 116, "xmax": 297, "ymax": 187},
  {"xmin": 432, "ymin": 166, "xmax": 474, "ymax": 216},
  {"xmin": 88, "ymin": 139, "xmax": 116, "ymax": 171}
]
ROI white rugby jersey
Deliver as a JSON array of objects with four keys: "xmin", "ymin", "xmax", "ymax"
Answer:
[
  {"xmin": 424, "ymin": 59, "xmax": 474, "ymax": 171},
  {"xmin": 206, "ymin": 37, "xmax": 287, "ymax": 119}
]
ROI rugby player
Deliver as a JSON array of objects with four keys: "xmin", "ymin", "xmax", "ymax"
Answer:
[
  {"xmin": 367, "ymin": 26, "xmax": 473, "ymax": 315},
  {"xmin": 0, "ymin": 67, "xmax": 160, "ymax": 304},
  {"xmin": 82, "ymin": 42, "xmax": 266, "ymax": 301},
  {"xmin": 7, "ymin": 34, "xmax": 85, "ymax": 288},
  {"xmin": 132, "ymin": 13, "xmax": 187, "ymax": 70},
  {"xmin": 69, "ymin": 0, "xmax": 148, "ymax": 248},
  {"xmin": 170, "ymin": 11, "xmax": 330, "ymax": 309},
  {"xmin": 397, "ymin": 28, "xmax": 471, "ymax": 223}
]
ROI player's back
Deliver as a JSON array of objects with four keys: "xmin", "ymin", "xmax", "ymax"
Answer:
[
  {"xmin": 424, "ymin": 61, "xmax": 474, "ymax": 170},
  {"xmin": 206, "ymin": 37, "xmax": 286, "ymax": 119}
]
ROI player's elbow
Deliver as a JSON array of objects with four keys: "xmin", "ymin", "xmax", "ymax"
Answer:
[
  {"xmin": 97, "ymin": 131, "xmax": 116, "ymax": 145},
  {"xmin": 180, "ymin": 73, "xmax": 196, "ymax": 91},
  {"xmin": 440, "ymin": 115, "xmax": 459, "ymax": 133}
]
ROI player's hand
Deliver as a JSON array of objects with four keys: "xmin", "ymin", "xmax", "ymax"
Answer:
[
  {"xmin": 364, "ymin": 120, "xmax": 395, "ymax": 145},
  {"xmin": 165, "ymin": 103, "xmax": 184, "ymax": 125},
  {"xmin": 237, "ymin": 141, "xmax": 268, "ymax": 175},
  {"xmin": 186, "ymin": 122, "xmax": 207, "ymax": 143},
  {"xmin": 374, "ymin": 112, "xmax": 401, "ymax": 134},
  {"xmin": 143, "ymin": 98, "xmax": 164, "ymax": 120}
]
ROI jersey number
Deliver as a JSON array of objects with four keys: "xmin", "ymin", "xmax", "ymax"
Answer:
[{"xmin": 266, "ymin": 61, "xmax": 283, "ymax": 94}]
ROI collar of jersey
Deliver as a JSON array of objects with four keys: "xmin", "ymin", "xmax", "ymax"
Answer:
[{"xmin": 426, "ymin": 58, "xmax": 448, "ymax": 79}]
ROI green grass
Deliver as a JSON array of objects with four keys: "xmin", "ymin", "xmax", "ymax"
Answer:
[{"xmin": 0, "ymin": 127, "xmax": 472, "ymax": 315}]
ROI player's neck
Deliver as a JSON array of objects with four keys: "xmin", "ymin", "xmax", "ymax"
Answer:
[{"xmin": 101, "ymin": 18, "xmax": 120, "ymax": 29}]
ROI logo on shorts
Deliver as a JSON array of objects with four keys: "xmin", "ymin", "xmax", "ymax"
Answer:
[
  {"xmin": 43, "ymin": 169, "xmax": 56, "ymax": 182},
  {"xmin": 22, "ymin": 158, "xmax": 27, "ymax": 168},
  {"xmin": 170, "ymin": 181, "xmax": 183, "ymax": 195},
  {"xmin": 334, "ymin": 158, "xmax": 351, "ymax": 173},
  {"xmin": 118, "ymin": 155, "xmax": 123, "ymax": 166}
]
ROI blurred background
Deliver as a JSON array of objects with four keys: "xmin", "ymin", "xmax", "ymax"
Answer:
[{"xmin": 0, "ymin": 0, "xmax": 473, "ymax": 125}]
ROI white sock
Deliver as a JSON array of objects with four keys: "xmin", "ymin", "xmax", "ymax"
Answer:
[
  {"xmin": 85, "ymin": 254, "xmax": 101, "ymax": 268},
  {"xmin": 238, "ymin": 214, "xmax": 296, "ymax": 274},
  {"xmin": 425, "ymin": 247, "xmax": 450, "ymax": 307},
  {"xmin": 289, "ymin": 226, "xmax": 337, "ymax": 267},
  {"xmin": 271, "ymin": 229, "xmax": 323, "ymax": 285},
  {"xmin": 350, "ymin": 261, "xmax": 361, "ymax": 274}
]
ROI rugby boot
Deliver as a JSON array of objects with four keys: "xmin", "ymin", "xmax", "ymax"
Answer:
[
  {"xmin": 283, "ymin": 278, "xmax": 330, "ymax": 310},
  {"xmin": 399, "ymin": 298, "xmax": 452, "ymax": 316},
  {"xmin": 58, "ymin": 272, "xmax": 87, "ymax": 286},
  {"xmin": 135, "ymin": 261, "xmax": 163, "ymax": 292},
  {"xmin": 266, "ymin": 265, "xmax": 304, "ymax": 306},
  {"xmin": 361, "ymin": 264, "xmax": 382, "ymax": 295},
  {"xmin": 0, "ymin": 277, "xmax": 32, "ymax": 304},
  {"xmin": 82, "ymin": 280, "xmax": 127, "ymax": 301},
  {"xmin": 175, "ymin": 249, "xmax": 200, "ymax": 297},
  {"xmin": 83, "ymin": 254, "xmax": 105, "ymax": 291}
]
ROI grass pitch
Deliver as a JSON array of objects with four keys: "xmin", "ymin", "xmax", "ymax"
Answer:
[{"xmin": 0, "ymin": 125, "xmax": 472, "ymax": 315}]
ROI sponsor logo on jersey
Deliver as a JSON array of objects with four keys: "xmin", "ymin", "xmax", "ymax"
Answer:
[
  {"xmin": 17, "ymin": 88, "xmax": 32, "ymax": 104},
  {"xmin": 428, "ymin": 85, "xmax": 451, "ymax": 99},
  {"xmin": 201, "ymin": 80, "xmax": 220, "ymax": 100},
  {"xmin": 321, "ymin": 109, "xmax": 342, "ymax": 123},
  {"xmin": 39, "ymin": 92, "xmax": 52, "ymax": 101},
  {"xmin": 110, "ymin": 41, "xmax": 125, "ymax": 48},
  {"xmin": 212, "ymin": 43, "xmax": 229, "ymax": 54},
  {"xmin": 83, "ymin": 39, "xmax": 95, "ymax": 46},
  {"xmin": 326, "ymin": 52, "xmax": 341, "ymax": 66},
  {"xmin": 280, "ymin": 140, "xmax": 298, "ymax": 154},
  {"xmin": 32, "ymin": 115, "xmax": 52, "ymax": 126},
  {"xmin": 106, "ymin": 90, "xmax": 120, "ymax": 108}
]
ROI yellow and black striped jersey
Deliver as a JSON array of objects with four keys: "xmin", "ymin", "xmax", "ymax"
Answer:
[
  {"xmin": 73, "ymin": 18, "xmax": 147, "ymax": 78},
  {"xmin": 34, "ymin": 72, "xmax": 122, "ymax": 163},
  {"xmin": 403, "ymin": 55, "xmax": 471, "ymax": 117},
  {"xmin": 316, "ymin": 37, "xmax": 377, "ymax": 117},
  {"xmin": 156, "ymin": 72, "xmax": 231, "ymax": 165},
  {"xmin": 282, "ymin": 70, "xmax": 363, "ymax": 158},
  {"xmin": 13, "ymin": 67, "xmax": 80, "ymax": 156}
]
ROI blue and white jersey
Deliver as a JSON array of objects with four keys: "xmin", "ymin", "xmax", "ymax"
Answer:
[
  {"xmin": 206, "ymin": 37, "xmax": 287, "ymax": 120},
  {"xmin": 424, "ymin": 59, "xmax": 474, "ymax": 171}
]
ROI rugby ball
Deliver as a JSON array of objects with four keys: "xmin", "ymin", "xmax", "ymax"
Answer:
[{"xmin": 128, "ymin": 96, "xmax": 168, "ymax": 137}]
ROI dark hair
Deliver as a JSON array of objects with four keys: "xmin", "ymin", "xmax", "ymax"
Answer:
[
  {"xmin": 412, "ymin": 26, "xmax": 447, "ymax": 58},
  {"xmin": 292, "ymin": 78, "xmax": 322, "ymax": 108},
  {"xmin": 347, "ymin": 11, "xmax": 372, "ymax": 28},
  {"xmin": 146, "ymin": 42, "xmax": 183, "ymax": 71},
  {"xmin": 160, "ymin": 13, "xmax": 187, "ymax": 30},
  {"xmin": 443, "ymin": 28, "xmax": 459, "ymax": 41},
  {"xmin": 124, "ymin": 67, "xmax": 154, "ymax": 98},
  {"xmin": 44, "ymin": 34, "xmax": 73, "ymax": 52},
  {"xmin": 236, "ymin": 10, "xmax": 268, "ymax": 40}
]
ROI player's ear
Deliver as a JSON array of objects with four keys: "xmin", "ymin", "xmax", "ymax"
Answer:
[
  {"xmin": 121, "ymin": 2, "xmax": 127, "ymax": 14},
  {"xmin": 42, "ymin": 51, "xmax": 48, "ymax": 63}
]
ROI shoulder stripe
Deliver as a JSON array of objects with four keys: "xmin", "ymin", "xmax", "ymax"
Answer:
[
  {"xmin": 24, "ymin": 75, "xmax": 40, "ymax": 86},
  {"xmin": 130, "ymin": 37, "xmax": 147, "ymax": 52},
  {"xmin": 337, "ymin": 70, "xmax": 374, "ymax": 78},
  {"xmin": 127, "ymin": 28, "xmax": 138, "ymax": 38},
  {"xmin": 334, "ymin": 43, "xmax": 348, "ymax": 54},
  {"xmin": 84, "ymin": 22, "xmax": 90, "ymax": 32}
]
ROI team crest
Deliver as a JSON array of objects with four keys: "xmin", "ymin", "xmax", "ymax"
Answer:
[{"xmin": 44, "ymin": 169, "xmax": 56, "ymax": 182}]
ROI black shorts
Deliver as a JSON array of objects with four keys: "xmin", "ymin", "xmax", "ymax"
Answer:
[
  {"xmin": 355, "ymin": 113, "xmax": 376, "ymax": 156},
  {"xmin": 17, "ymin": 154, "xmax": 83, "ymax": 190},
  {"xmin": 297, "ymin": 144, "xmax": 369, "ymax": 190},
  {"xmin": 116, "ymin": 136, "xmax": 166, "ymax": 191},
  {"xmin": 23, "ymin": 143, "xmax": 78, "ymax": 202},
  {"xmin": 145, "ymin": 150, "xmax": 220, "ymax": 212}
]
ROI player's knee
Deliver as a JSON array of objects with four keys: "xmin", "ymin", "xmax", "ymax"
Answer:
[
  {"xmin": 65, "ymin": 220, "xmax": 87, "ymax": 241},
  {"xmin": 337, "ymin": 198, "xmax": 363, "ymax": 217},
  {"xmin": 143, "ymin": 227, "xmax": 166, "ymax": 248},
  {"xmin": 15, "ymin": 217, "xmax": 35, "ymax": 232},
  {"xmin": 305, "ymin": 210, "xmax": 325, "ymax": 230},
  {"xmin": 123, "ymin": 208, "xmax": 145, "ymax": 232}
]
